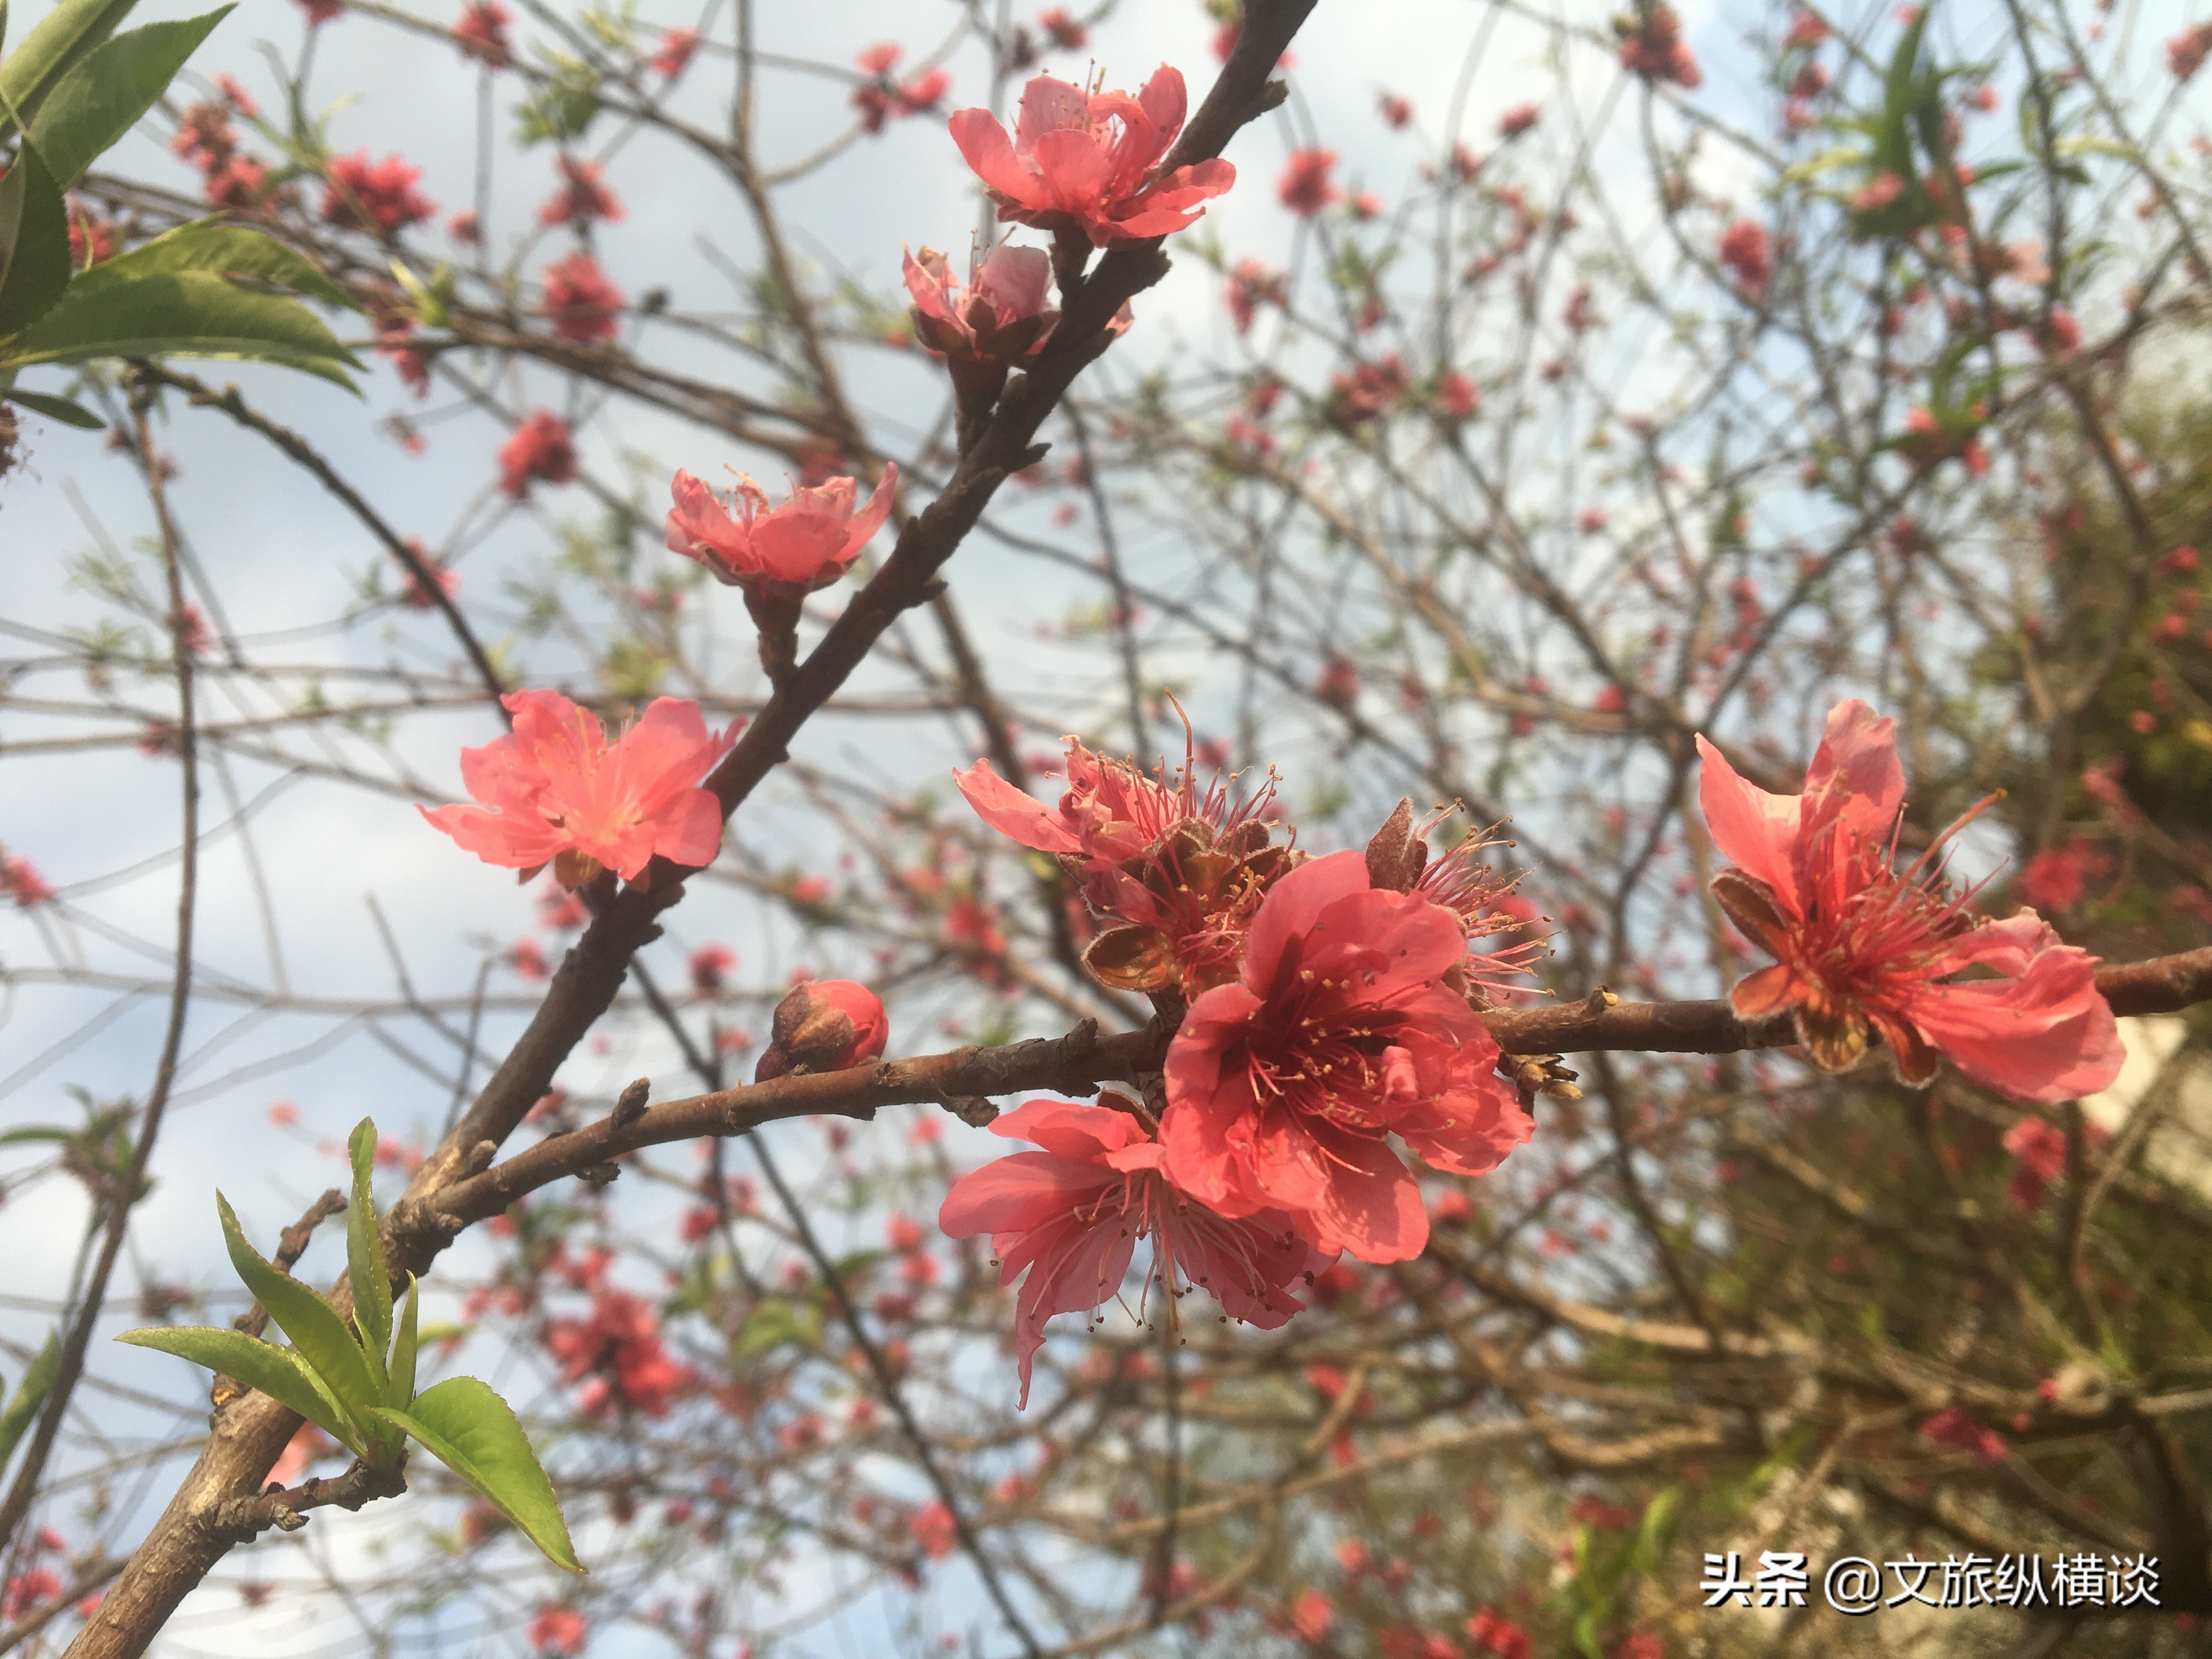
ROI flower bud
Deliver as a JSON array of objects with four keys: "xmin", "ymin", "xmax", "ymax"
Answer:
[{"xmin": 754, "ymin": 980, "xmax": 889, "ymax": 1081}]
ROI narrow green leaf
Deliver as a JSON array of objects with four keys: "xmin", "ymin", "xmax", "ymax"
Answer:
[
  {"xmin": 346, "ymin": 1119, "xmax": 392, "ymax": 1387},
  {"xmin": 0, "ymin": 133, "xmax": 71, "ymax": 338},
  {"xmin": 116, "ymin": 1326, "xmax": 358, "ymax": 1453},
  {"xmin": 0, "ymin": 270, "xmax": 360, "ymax": 387},
  {"xmin": 27, "ymin": 9, "xmax": 229, "ymax": 190},
  {"xmin": 21, "ymin": 14, "xmax": 198, "ymax": 181},
  {"xmin": 2, "ymin": 385, "xmax": 101, "ymax": 426},
  {"xmin": 62, "ymin": 219, "xmax": 357, "ymax": 311},
  {"xmin": 0, "ymin": 1329, "xmax": 60, "ymax": 1475},
  {"xmin": 390, "ymin": 1276, "xmax": 419, "ymax": 1408},
  {"xmin": 217, "ymin": 1192, "xmax": 382, "ymax": 1428},
  {"xmin": 0, "ymin": 0, "xmax": 138, "ymax": 141},
  {"xmin": 372, "ymin": 1378, "xmax": 582, "ymax": 1573},
  {"xmin": 0, "ymin": 1123, "xmax": 74, "ymax": 1146}
]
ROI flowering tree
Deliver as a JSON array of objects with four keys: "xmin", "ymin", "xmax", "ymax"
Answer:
[{"xmin": 4, "ymin": 0, "xmax": 2212, "ymax": 1655}]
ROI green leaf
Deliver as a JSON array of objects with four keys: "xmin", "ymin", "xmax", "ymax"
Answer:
[
  {"xmin": 0, "ymin": 132, "xmax": 71, "ymax": 338},
  {"xmin": 0, "ymin": 1329, "xmax": 60, "ymax": 1475},
  {"xmin": 390, "ymin": 1276, "xmax": 420, "ymax": 1409},
  {"xmin": 66, "ymin": 217, "xmax": 357, "ymax": 311},
  {"xmin": 0, "ymin": 269, "xmax": 360, "ymax": 387},
  {"xmin": 2, "ymin": 385, "xmax": 101, "ymax": 425},
  {"xmin": 217, "ymin": 1192, "xmax": 383, "ymax": 1434},
  {"xmin": 372, "ymin": 1378, "xmax": 582, "ymax": 1573},
  {"xmin": 26, "ymin": 8, "xmax": 229, "ymax": 189},
  {"xmin": 0, "ymin": 1123, "xmax": 75, "ymax": 1146},
  {"xmin": 116, "ymin": 1325, "xmax": 358, "ymax": 1453},
  {"xmin": 346, "ymin": 1119, "xmax": 392, "ymax": 1387},
  {"xmin": 0, "ymin": 0, "xmax": 137, "ymax": 142}
]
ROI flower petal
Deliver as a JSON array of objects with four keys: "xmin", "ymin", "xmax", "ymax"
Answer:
[
  {"xmin": 953, "ymin": 758, "xmax": 1082, "ymax": 853},
  {"xmin": 1695, "ymin": 733, "xmax": 1802, "ymax": 911}
]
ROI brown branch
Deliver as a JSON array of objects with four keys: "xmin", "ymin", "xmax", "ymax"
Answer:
[
  {"xmin": 205, "ymin": 1460, "xmax": 410, "ymax": 1547},
  {"xmin": 1483, "ymin": 947, "xmax": 2212, "ymax": 1055},
  {"xmin": 0, "ymin": 396, "xmax": 204, "ymax": 1563}
]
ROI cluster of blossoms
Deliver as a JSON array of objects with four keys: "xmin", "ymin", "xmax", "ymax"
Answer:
[
  {"xmin": 941, "ymin": 739, "xmax": 1547, "ymax": 1401},
  {"xmin": 170, "ymin": 76, "xmax": 272, "ymax": 209}
]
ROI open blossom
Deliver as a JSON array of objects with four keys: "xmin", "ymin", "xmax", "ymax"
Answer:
[
  {"xmin": 528, "ymin": 1607, "xmax": 586, "ymax": 1656},
  {"xmin": 949, "ymin": 67, "xmax": 1235, "ymax": 246},
  {"xmin": 2003, "ymin": 1114, "xmax": 2068, "ymax": 1210},
  {"xmin": 1697, "ymin": 701, "xmax": 2123, "ymax": 1102},
  {"xmin": 1277, "ymin": 146, "xmax": 1339, "ymax": 216},
  {"xmin": 1717, "ymin": 218, "xmax": 1773, "ymax": 294},
  {"xmin": 1, "ymin": 851, "xmax": 54, "ymax": 908},
  {"xmin": 538, "ymin": 155, "xmax": 622, "ymax": 225},
  {"xmin": 2169, "ymin": 21, "xmax": 2212, "ymax": 79},
  {"xmin": 939, "ymin": 1098, "xmax": 1332, "ymax": 1407},
  {"xmin": 903, "ymin": 242, "xmax": 1056, "ymax": 397},
  {"xmin": 1223, "ymin": 258, "xmax": 1286, "ymax": 333},
  {"xmin": 546, "ymin": 1289, "xmax": 689, "ymax": 1417},
  {"xmin": 1618, "ymin": 3, "xmax": 1700, "ymax": 86},
  {"xmin": 451, "ymin": 1, "xmax": 512, "ymax": 67},
  {"xmin": 538, "ymin": 251, "xmax": 624, "ymax": 342},
  {"xmin": 956, "ymin": 734, "xmax": 1289, "ymax": 995},
  {"xmin": 665, "ymin": 468, "xmax": 895, "ymax": 596},
  {"xmin": 754, "ymin": 980, "xmax": 888, "ymax": 1079},
  {"xmin": 652, "ymin": 25, "xmax": 698, "ymax": 77},
  {"xmin": 421, "ymin": 688, "xmax": 739, "ymax": 887},
  {"xmin": 1160, "ymin": 850, "xmax": 1534, "ymax": 1263},
  {"xmin": 498, "ymin": 410, "xmax": 577, "ymax": 498},
  {"xmin": 321, "ymin": 151, "xmax": 434, "ymax": 235},
  {"xmin": 851, "ymin": 44, "xmax": 949, "ymax": 133}
]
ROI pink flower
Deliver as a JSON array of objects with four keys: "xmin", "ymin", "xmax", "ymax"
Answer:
[
  {"xmin": 690, "ymin": 943, "xmax": 736, "ymax": 994},
  {"xmin": 651, "ymin": 25, "xmax": 698, "ymax": 78},
  {"xmin": 538, "ymin": 251, "xmax": 624, "ymax": 342},
  {"xmin": 2, "ymin": 853, "xmax": 55, "ymax": 908},
  {"xmin": 1496, "ymin": 103, "xmax": 1540, "ymax": 138},
  {"xmin": 957, "ymin": 736, "xmax": 1288, "ymax": 995},
  {"xmin": 1717, "ymin": 218, "xmax": 1772, "ymax": 294},
  {"xmin": 321, "ymin": 151, "xmax": 434, "ymax": 236},
  {"xmin": 545, "ymin": 1289, "xmax": 689, "ymax": 1417},
  {"xmin": 1697, "ymin": 701, "xmax": 2124, "ymax": 1102},
  {"xmin": 421, "ymin": 688, "xmax": 739, "ymax": 887},
  {"xmin": 1785, "ymin": 10, "xmax": 1827, "ymax": 47},
  {"xmin": 948, "ymin": 67, "xmax": 1235, "ymax": 247},
  {"xmin": 939, "ymin": 1098, "xmax": 1331, "ymax": 1406},
  {"xmin": 1618, "ymin": 4, "xmax": 1700, "ymax": 87},
  {"xmin": 400, "ymin": 548, "xmax": 459, "ymax": 608},
  {"xmin": 1850, "ymin": 171, "xmax": 1905, "ymax": 212},
  {"xmin": 912, "ymin": 1499, "xmax": 958, "ymax": 1558},
  {"xmin": 1223, "ymin": 258, "xmax": 1286, "ymax": 333},
  {"xmin": 754, "ymin": 980, "xmax": 888, "ymax": 1079},
  {"xmin": 1920, "ymin": 1406, "xmax": 2008, "ymax": 1464},
  {"xmin": 2169, "ymin": 21, "xmax": 2212, "ymax": 79},
  {"xmin": 2016, "ymin": 842, "xmax": 2104, "ymax": 913},
  {"xmin": 294, "ymin": 0, "xmax": 343, "ymax": 24},
  {"xmin": 451, "ymin": 1, "xmax": 512, "ymax": 67},
  {"xmin": 1379, "ymin": 93, "xmax": 1414, "ymax": 128},
  {"xmin": 903, "ymin": 242, "xmax": 1056, "ymax": 395},
  {"xmin": 538, "ymin": 156, "xmax": 622, "ymax": 226},
  {"xmin": 528, "ymin": 1607, "xmax": 586, "ymax": 1656},
  {"xmin": 1291, "ymin": 1588, "xmax": 1335, "ymax": 1639},
  {"xmin": 1436, "ymin": 369, "xmax": 1480, "ymax": 420},
  {"xmin": 1159, "ymin": 851, "xmax": 1534, "ymax": 1263},
  {"xmin": 663, "ymin": 467, "xmax": 897, "ymax": 607},
  {"xmin": 2003, "ymin": 1114, "xmax": 2068, "ymax": 1210},
  {"xmin": 498, "ymin": 410, "xmax": 577, "ymax": 499},
  {"xmin": 1037, "ymin": 8, "xmax": 1086, "ymax": 49},
  {"xmin": 1277, "ymin": 146, "xmax": 1339, "ymax": 217}
]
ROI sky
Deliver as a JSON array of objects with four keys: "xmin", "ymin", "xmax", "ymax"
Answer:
[{"xmin": 2, "ymin": 0, "xmax": 2205, "ymax": 1649}]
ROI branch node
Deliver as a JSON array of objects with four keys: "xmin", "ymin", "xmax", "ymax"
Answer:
[
  {"xmin": 578, "ymin": 1161, "xmax": 622, "ymax": 1187},
  {"xmin": 611, "ymin": 1077, "xmax": 650, "ymax": 1130}
]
